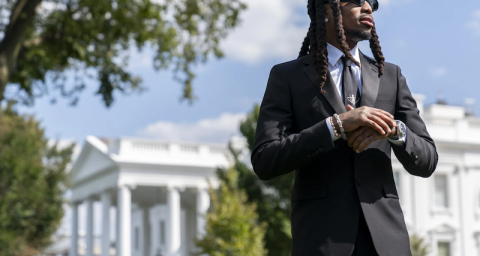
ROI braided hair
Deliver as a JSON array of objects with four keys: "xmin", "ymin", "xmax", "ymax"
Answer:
[
  {"xmin": 369, "ymin": 26, "xmax": 385, "ymax": 75},
  {"xmin": 298, "ymin": 0, "xmax": 385, "ymax": 93}
]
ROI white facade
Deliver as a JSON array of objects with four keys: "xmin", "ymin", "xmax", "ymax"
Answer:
[
  {"xmin": 64, "ymin": 94, "xmax": 480, "ymax": 256},
  {"xmin": 392, "ymin": 95, "xmax": 480, "ymax": 256},
  {"xmin": 68, "ymin": 137, "xmax": 229, "ymax": 256}
]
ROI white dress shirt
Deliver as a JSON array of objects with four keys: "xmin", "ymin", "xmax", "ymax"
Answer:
[{"xmin": 324, "ymin": 43, "xmax": 406, "ymax": 145}]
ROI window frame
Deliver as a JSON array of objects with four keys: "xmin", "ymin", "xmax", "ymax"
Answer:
[
  {"xmin": 434, "ymin": 174, "xmax": 449, "ymax": 209},
  {"xmin": 430, "ymin": 169, "xmax": 454, "ymax": 216}
]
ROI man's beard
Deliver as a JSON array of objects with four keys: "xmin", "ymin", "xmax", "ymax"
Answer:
[{"xmin": 344, "ymin": 29, "xmax": 372, "ymax": 42}]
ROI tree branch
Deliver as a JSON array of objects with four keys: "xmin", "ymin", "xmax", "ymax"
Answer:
[
  {"xmin": 7, "ymin": 0, "xmax": 29, "ymax": 29},
  {"xmin": 0, "ymin": 0, "xmax": 43, "ymax": 100},
  {"xmin": 1, "ymin": 0, "xmax": 42, "ymax": 53}
]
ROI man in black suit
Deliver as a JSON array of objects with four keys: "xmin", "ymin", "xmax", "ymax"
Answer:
[{"xmin": 251, "ymin": 0, "xmax": 438, "ymax": 255}]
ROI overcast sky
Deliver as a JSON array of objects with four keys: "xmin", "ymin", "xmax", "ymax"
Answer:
[{"xmin": 19, "ymin": 0, "xmax": 480, "ymax": 147}]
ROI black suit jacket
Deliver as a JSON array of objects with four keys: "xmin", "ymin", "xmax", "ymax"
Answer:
[{"xmin": 251, "ymin": 52, "xmax": 438, "ymax": 256}]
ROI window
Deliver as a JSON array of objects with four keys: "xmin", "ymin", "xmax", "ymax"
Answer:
[
  {"xmin": 160, "ymin": 220, "xmax": 165, "ymax": 245},
  {"xmin": 438, "ymin": 242, "xmax": 451, "ymax": 256},
  {"xmin": 135, "ymin": 227, "xmax": 139, "ymax": 250},
  {"xmin": 435, "ymin": 174, "xmax": 449, "ymax": 208}
]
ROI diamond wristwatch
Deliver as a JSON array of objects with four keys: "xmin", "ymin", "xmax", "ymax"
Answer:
[{"xmin": 391, "ymin": 120, "xmax": 406, "ymax": 140}]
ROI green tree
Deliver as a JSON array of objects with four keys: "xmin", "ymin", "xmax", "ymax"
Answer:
[
  {"xmin": 196, "ymin": 166, "xmax": 267, "ymax": 256},
  {"xmin": 0, "ymin": 0, "xmax": 246, "ymax": 106},
  {"xmin": 228, "ymin": 104, "xmax": 294, "ymax": 256},
  {"xmin": 0, "ymin": 103, "xmax": 74, "ymax": 256},
  {"xmin": 410, "ymin": 234, "xmax": 429, "ymax": 256}
]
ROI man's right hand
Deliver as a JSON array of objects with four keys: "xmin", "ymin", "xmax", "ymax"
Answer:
[{"xmin": 333, "ymin": 105, "xmax": 395, "ymax": 135}]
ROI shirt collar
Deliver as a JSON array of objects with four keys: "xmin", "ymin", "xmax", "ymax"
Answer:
[{"xmin": 327, "ymin": 43, "xmax": 361, "ymax": 67}]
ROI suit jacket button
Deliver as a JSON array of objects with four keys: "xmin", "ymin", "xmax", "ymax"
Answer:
[
  {"xmin": 410, "ymin": 152, "xmax": 418, "ymax": 161},
  {"xmin": 356, "ymin": 178, "xmax": 362, "ymax": 186}
]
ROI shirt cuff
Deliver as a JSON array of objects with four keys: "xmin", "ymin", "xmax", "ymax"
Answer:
[
  {"xmin": 325, "ymin": 117, "xmax": 341, "ymax": 142},
  {"xmin": 387, "ymin": 127, "xmax": 407, "ymax": 146}
]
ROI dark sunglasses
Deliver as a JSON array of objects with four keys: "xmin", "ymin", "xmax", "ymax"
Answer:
[{"xmin": 339, "ymin": 0, "xmax": 379, "ymax": 12}]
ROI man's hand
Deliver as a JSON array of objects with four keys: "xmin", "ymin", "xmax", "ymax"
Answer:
[
  {"xmin": 334, "ymin": 105, "xmax": 395, "ymax": 135},
  {"xmin": 347, "ymin": 126, "xmax": 398, "ymax": 153}
]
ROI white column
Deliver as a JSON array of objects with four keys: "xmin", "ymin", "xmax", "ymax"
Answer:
[
  {"xmin": 101, "ymin": 191, "xmax": 111, "ymax": 256},
  {"xmin": 70, "ymin": 202, "xmax": 79, "ymax": 256},
  {"xmin": 86, "ymin": 198, "xmax": 94, "ymax": 256},
  {"xmin": 167, "ymin": 187, "xmax": 181, "ymax": 256},
  {"xmin": 196, "ymin": 188, "xmax": 210, "ymax": 238},
  {"xmin": 117, "ymin": 186, "xmax": 132, "ymax": 256}
]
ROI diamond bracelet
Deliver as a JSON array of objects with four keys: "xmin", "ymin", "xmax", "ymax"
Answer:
[
  {"xmin": 333, "ymin": 113, "xmax": 345, "ymax": 138},
  {"xmin": 330, "ymin": 117, "xmax": 340, "ymax": 138}
]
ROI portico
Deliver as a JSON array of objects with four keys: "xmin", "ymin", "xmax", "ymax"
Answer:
[{"xmin": 69, "ymin": 136, "xmax": 228, "ymax": 256}]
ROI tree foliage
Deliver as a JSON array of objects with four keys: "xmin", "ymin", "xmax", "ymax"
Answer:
[
  {"xmin": 410, "ymin": 234, "xmax": 429, "ymax": 256},
  {"xmin": 0, "ymin": 103, "xmax": 74, "ymax": 256},
  {"xmin": 196, "ymin": 166, "xmax": 267, "ymax": 256},
  {"xmin": 0, "ymin": 0, "xmax": 246, "ymax": 106},
  {"xmin": 227, "ymin": 104, "xmax": 294, "ymax": 256}
]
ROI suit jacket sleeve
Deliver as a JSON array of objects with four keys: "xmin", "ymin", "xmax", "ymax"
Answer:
[
  {"xmin": 391, "ymin": 66, "xmax": 438, "ymax": 178},
  {"xmin": 251, "ymin": 65, "xmax": 336, "ymax": 181}
]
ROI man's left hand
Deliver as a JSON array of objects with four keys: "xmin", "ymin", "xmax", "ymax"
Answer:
[{"xmin": 347, "ymin": 126, "xmax": 397, "ymax": 153}]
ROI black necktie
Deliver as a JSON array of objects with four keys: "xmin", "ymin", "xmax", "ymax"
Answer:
[{"xmin": 341, "ymin": 56, "xmax": 361, "ymax": 108}]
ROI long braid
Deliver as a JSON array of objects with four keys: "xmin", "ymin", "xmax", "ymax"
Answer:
[
  {"xmin": 309, "ymin": 0, "xmax": 318, "ymax": 56},
  {"xmin": 369, "ymin": 25, "xmax": 385, "ymax": 75},
  {"xmin": 298, "ymin": 31, "xmax": 310, "ymax": 58},
  {"xmin": 312, "ymin": 0, "xmax": 329, "ymax": 93},
  {"xmin": 298, "ymin": 0, "xmax": 315, "ymax": 58},
  {"xmin": 329, "ymin": 0, "xmax": 360, "ymax": 67}
]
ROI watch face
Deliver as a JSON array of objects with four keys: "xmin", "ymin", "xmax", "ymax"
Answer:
[{"xmin": 398, "ymin": 122, "xmax": 406, "ymax": 136}]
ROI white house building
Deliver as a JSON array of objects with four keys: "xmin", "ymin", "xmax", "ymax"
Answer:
[
  {"xmin": 392, "ymin": 95, "xmax": 480, "ymax": 256},
  {"xmin": 63, "ymin": 94, "xmax": 480, "ymax": 256},
  {"xmin": 67, "ymin": 137, "xmax": 231, "ymax": 256}
]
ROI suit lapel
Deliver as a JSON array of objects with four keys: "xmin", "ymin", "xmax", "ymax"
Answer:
[
  {"xmin": 359, "ymin": 53, "xmax": 380, "ymax": 107},
  {"xmin": 303, "ymin": 54, "xmax": 346, "ymax": 114}
]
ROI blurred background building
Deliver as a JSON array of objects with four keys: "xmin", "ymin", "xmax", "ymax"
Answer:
[
  {"xmin": 43, "ymin": 94, "xmax": 480, "ymax": 256},
  {"xmin": 392, "ymin": 95, "xmax": 480, "ymax": 256},
  {"xmin": 64, "ymin": 137, "xmax": 230, "ymax": 256}
]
